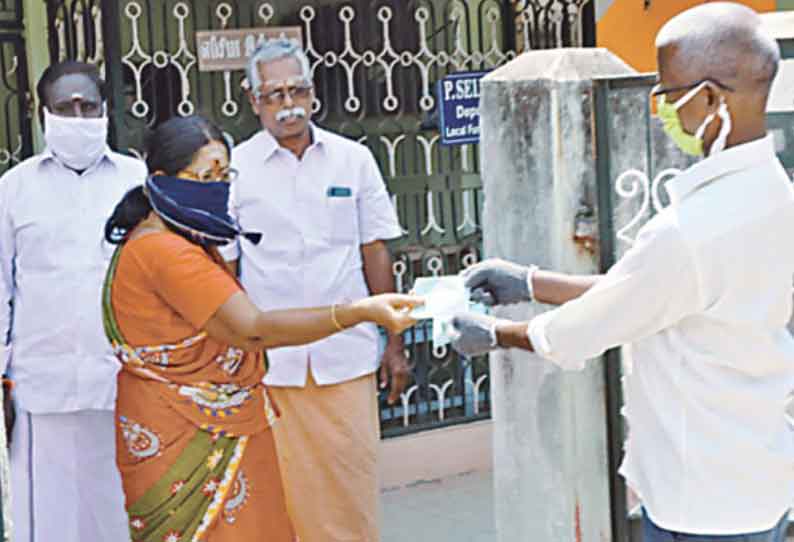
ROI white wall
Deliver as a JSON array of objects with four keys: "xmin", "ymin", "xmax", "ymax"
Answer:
[{"xmin": 379, "ymin": 421, "xmax": 493, "ymax": 490}]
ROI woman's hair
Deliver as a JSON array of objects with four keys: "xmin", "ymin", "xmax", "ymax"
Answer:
[
  {"xmin": 104, "ymin": 115, "xmax": 231, "ymax": 244},
  {"xmin": 144, "ymin": 115, "xmax": 230, "ymax": 175}
]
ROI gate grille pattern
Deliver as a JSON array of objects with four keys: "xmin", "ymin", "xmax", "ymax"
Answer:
[
  {"xmin": 0, "ymin": 33, "xmax": 31, "ymax": 177},
  {"xmin": 0, "ymin": 3, "xmax": 26, "ymax": 537},
  {"xmin": 0, "ymin": 0, "xmax": 22, "ymax": 29}
]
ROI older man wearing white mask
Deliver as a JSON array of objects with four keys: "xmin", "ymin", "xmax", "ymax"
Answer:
[{"xmin": 0, "ymin": 61, "xmax": 146, "ymax": 542}]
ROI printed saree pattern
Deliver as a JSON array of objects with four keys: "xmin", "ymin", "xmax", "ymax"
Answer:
[{"xmin": 102, "ymin": 237, "xmax": 294, "ymax": 542}]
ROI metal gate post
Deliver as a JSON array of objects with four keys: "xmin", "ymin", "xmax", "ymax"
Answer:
[{"xmin": 593, "ymin": 77, "xmax": 629, "ymax": 542}]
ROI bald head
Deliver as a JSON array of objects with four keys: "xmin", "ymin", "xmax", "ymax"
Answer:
[{"xmin": 656, "ymin": 2, "xmax": 779, "ymax": 96}]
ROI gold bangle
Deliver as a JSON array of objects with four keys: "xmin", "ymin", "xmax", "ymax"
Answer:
[{"xmin": 330, "ymin": 303, "xmax": 345, "ymax": 331}]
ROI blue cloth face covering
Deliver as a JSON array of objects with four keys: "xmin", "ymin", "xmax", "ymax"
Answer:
[{"xmin": 145, "ymin": 174, "xmax": 262, "ymax": 246}]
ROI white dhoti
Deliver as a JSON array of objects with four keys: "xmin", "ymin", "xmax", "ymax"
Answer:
[{"xmin": 9, "ymin": 409, "xmax": 130, "ymax": 542}]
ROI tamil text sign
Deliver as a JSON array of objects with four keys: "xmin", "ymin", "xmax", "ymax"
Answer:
[
  {"xmin": 196, "ymin": 27, "xmax": 303, "ymax": 72},
  {"xmin": 437, "ymin": 71, "xmax": 488, "ymax": 145}
]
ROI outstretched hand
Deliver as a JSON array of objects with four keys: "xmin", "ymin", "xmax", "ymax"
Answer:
[
  {"xmin": 461, "ymin": 259, "xmax": 532, "ymax": 306},
  {"xmin": 448, "ymin": 312, "xmax": 504, "ymax": 357},
  {"xmin": 355, "ymin": 294, "xmax": 424, "ymax": 335}
]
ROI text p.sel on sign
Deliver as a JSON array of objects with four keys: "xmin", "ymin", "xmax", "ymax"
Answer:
[{"xmin": 437, "ymin": 71, "xmax": 488, "ymax": 146}]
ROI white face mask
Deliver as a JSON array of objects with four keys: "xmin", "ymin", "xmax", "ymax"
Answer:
[{"xmin": 43, "ymin": 107, "xmax": 108, "ymax": 171}]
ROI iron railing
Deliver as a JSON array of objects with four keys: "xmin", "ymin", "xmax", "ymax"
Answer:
[
  {"xmin": 0, "ymin": 32, "xmax": 31, "ymax": 177},
  {"xmin": 0, "ymin": 3, "xmax": 26, "ymax": 539},
  {"xmin": 0, "ymin": 0, "xmax": 22, "ymax": 29}
]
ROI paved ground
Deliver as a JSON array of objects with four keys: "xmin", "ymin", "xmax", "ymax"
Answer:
[
  {"xmin": 382, "ymin": 471, "xmax": 794, "ymax": 541},
  {"xmin": 381, "ymin": 469, "xmax": 496, "ymax": 542}
]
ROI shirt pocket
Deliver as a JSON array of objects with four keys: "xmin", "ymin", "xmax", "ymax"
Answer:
[{"xmin": 327, "ymin": 195, "xmax": 359, "ymax": 244}]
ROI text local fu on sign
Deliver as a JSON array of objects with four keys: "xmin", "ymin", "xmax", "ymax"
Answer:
[{"xmin": 437, "ymin": 71, "xmax": 488, "ymax": 146}]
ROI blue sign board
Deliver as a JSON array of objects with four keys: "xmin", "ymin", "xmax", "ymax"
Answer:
[{"xmin": 437, "ymin": 71, "xmax": 488, "ymax": 146}]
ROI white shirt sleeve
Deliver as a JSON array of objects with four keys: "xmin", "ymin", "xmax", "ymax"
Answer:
[
  {"xmin": 127, "ymin": 156, "xmax": 148, "ymax": 190},
  {"xmin": 218, "ymin": 180, "xmax": 241, "ymax": 262},
  {"xmin": 528, "ymin": 213, "xmax": 701, "ymax": 370},
  {"xmin": 357, "ymin": 149, "xmax": 402, "ymax": 244},
  {"xmin": 0, "ymin": 176, "xmax": 14, "ymax": 374}
]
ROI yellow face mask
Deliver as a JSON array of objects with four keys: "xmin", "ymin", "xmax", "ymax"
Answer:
[{"xmin": 654, "ymin": 81, "xmax": 732, "ymax": 157}]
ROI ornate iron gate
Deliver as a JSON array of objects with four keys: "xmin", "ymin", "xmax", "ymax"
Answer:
[
  {"xmin": 0, "ymin": 2, "xmax": 32, "ymax": 178},
  {"xmin": 46, "ymin": 0, "xmax": 594, "ymax": 436},
  {"xmin": 0, "ymin": 1, "xmax": 29, "ymax": 538}
]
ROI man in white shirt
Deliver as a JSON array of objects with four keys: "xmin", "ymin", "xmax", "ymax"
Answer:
[
  {"xmin": 450, "ymin": 3, "xmax": 793, "ymax": 541},
  {"xmin": 221, "ymin": 39, "xmax": 404, "ymax": 541},
  {"xmin": 0, "ymin": 61, "xmax": 146, "ymax": 542}
]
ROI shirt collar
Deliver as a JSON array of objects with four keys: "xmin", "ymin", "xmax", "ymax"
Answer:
[
  {"xmin": 259, "ymin": 123, "xmax": 325, "ymax": 161},
  {"xmin": 39, "ymin": 145, "xmax": 115, "ymax": 174},
  {"xmin": 666, "ymin": 135, "xmax": 777, "ymax": 205}
]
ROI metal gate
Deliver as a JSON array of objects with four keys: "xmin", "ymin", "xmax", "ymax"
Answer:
[
  {"xmin": 0, "ymin": 1, "xmax": 30, "ymax": 537},
  {"xmin": 45, "ymin": 0, "xmax": 595, "ymax": 436},
  {"xmin": 0, "ymin": 2, "xmax": 32, "ymax": 178}
]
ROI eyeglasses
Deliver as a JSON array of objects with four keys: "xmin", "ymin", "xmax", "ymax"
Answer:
[
  {"xmin": 649, "ymin": 78, "xmax": 734, "ymax": 116},
  {"xmin": 179, "ymin": 167, "xmax": 238, "ymax": 183},
  {"xmin": 651, "ymin": 78, "xmax": 734, "ymax": 97},
  {"xmin": 257, "ymin": 85, "xmax": 313, "ymax": 105}
]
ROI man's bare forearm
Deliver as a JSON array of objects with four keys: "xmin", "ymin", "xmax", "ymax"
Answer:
[
  {"xmin": 495, "ymin": 321, "xmax": 534, "ymax": 351},
  {"xmin": 361, "ymin": 241, "xmax": 395, "ymax": 296},
  {"xmin": 532, "ymin": 270, "xmax": 602, "ymax": 306},
  {"xmin": 361, "ymin": 240, "xmax": 403, "ymax": 346},
  {"xmin": 490, "ymin": 272, "xmax": 601, "ymax": 352}
]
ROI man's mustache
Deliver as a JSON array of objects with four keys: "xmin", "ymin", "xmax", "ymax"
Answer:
[{"xmin": 275, "ymin": 107, "xmax": 307, "ymax": 123}]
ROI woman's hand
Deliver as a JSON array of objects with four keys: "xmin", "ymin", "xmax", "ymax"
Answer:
[
  {"xmin": 352, "ymin": 294, "xmax": 424, "ymax": 334},
  {"xmin": 207, "ymin": 292, "xmax": 423, "ymax": 352}
]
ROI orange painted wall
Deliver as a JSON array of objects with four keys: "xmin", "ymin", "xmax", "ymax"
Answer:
[{"xmin": 597, "ymin": 0, "xmax": 777, "ymax": 73}]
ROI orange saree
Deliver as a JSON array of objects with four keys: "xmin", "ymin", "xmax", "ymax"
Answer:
[{"xmin": 102, "ymin": 231, "xmax": 295, "ymax": 542}]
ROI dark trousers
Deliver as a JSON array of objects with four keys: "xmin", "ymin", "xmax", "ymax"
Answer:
[{"xmin": 642, "ymin": 509, "xmax": 789, "ymax": 542}]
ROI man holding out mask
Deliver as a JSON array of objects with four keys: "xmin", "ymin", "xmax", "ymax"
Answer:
[
  {"xmin": 220, "ymin": 39, "xmax": 405, "ymax": 541},
  {"xmin": 449, "ymin": 3, "xmax": 793, "ymax": 541},
  {"xmin": 0, "ymin": 61, "xmax": 146, "ymax": 542}
]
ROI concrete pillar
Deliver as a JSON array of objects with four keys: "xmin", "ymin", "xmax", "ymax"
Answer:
[{"xmin": 479, "ymin": 48, "xmax": 635, "ymax": 541}]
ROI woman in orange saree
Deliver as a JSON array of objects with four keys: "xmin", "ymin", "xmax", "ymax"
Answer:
[{"xmin": 102, "ymin": 115, "xmax": 420, "ymax": 542}]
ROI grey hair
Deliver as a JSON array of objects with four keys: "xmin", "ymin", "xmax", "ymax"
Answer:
[
  {"xmin": 656, "ymin": 3, "xmax": 780, "ymax": 93},
  {"xmin": 246, "ymin": 38, "xmax": 312, "ymax": 98}
]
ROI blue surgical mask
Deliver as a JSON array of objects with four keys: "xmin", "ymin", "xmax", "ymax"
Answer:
[{"xmin": 145, "ymin": 175, "xmax": 261, "ymax": 246}]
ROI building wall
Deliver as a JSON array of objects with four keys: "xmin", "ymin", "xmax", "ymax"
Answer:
[
  {"xmin": 597, "ymin": 0, "xmax": 778, "ymax": 72},
  {"xmin": 379, "ymin": 420, "xmax": 492, "ymax": 490}
]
